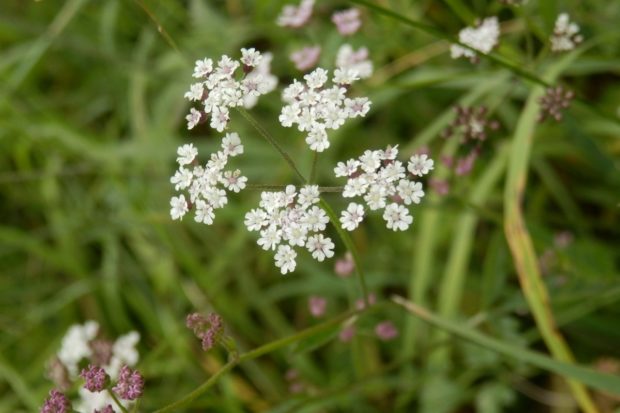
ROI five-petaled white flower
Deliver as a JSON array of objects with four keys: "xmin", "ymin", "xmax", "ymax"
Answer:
[{"xmin": 340, "ymin": 202, "xmax": 365, "ymax": 231}]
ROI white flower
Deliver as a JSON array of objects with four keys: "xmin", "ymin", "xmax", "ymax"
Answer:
[
  {"xmin": 302, "ymin": 205, "xmax": 329, "ymax": 231},
  {"xmin": 170, "ymin": 167, "xmax": 193, "ymax": 190},
  {"xmin": 343, "ymin": 176, "xmax": 370, "ymax": 198},
  {"xmin": 210, "ymin": 106, "xmax": 229, "ymax": 132},
  {"xmin": 344, "ymin": 97, "xmax": 371, "ymax": 118},
  {"xmin": 298, "ymin": 185, "xmax": 320, "ymax": 207},
  {"xmin": 243, "ymin": 52, "xmax": 278, "ymax": 109},
  {"xmin": 408, "ymin": 154, "xmax": 434, "ymax": 176},
  {"xmin": 306, "ymin": 128, "xmax": 330, "ymax": 152},
  {"xmin": 340, "ymin": 202, "xmax": 364, "ymax": 231},
  {"xmin": 304, "ymin": 68, "xmax": 329, "ymax": 89},
  {"xmin": 334, "ymin": 159, "xmax": 360, "ymax": 177},
  {"xmin": 177, "ymin": 143, "xmax": 198, "ymax": 165},
  {"xmin": 450, "ymin": 17, "xmax": 500, "ymax": 61},
  {"xmin": 57, "ymin": 321, "xmax": 99, "ymax": 377},
  {"xmin": 332, "ymin": 8, "xmax": 362, "ymax": 36},
  {"xmin": 240, "ymin": 47, "xmax": 262, "ymax": 67},
  {"xmin": 184, "ymin": 82, "xmax": 204, "ymax": 101},
  {"xmin": 336, "ymin": 44, "xmax": 373, "ymax": 79},
  {"xmin": 383, "ymin": 203, "xmax": 413, "ymax": 231},
  {"xmin": 106, "ymin": 331, "xmax": 140, "ymax": 379},
  {"xmin": 221, "ymin": 132, "xmax": 244, "ymax": 157},
  {"xmin": 186, "ymin": 108, "xmax": 202, "ymax": 129},
  {"xmin": 397, "ymin": 180, "xmax": 424, "ymax": 205},
  {"xmin": 193, "ymin": 58, "xmax": 213, "ymax": 78},
  {"xmin": 275, "ymin": 245, "xmax": 297, "ymax": 274},
  {"xmin": 550, "ymin": 13, "xmax": 583, "ymax": 52},
  {"xmin": 364, "ymin": 185, "xmax": 387, "ymax": 210},
  {"xmin": 170, "ymin": 195, "xmax": 189, "ymax": 220},
  {"xmin": 220, "ymin": 170, "xmax": 247, "ymax": 193},
  {"xmin": 245, "ymin": 208, "xmax": 268, "ymax": 231},
  {"xmin": 333, "ymin": 67, "xmax": 360, "ymax": 85},
  {"xmin": 306, "ymin": 234, "xmax": 335, "ymax": 261},
  {"xmin": 359, "ymin": 150, "xmax": 382, "ymax": 172},
  {"xmin": 194, "ymin": 200, "xmax": 215, "ymax": 224},
  {"xmin": 284, "ymin": 224, "xmax": 307, "ymax": 247},
  {"xmin": 258, "ymin": 225, "xmax": 282, "ymax": 251}
]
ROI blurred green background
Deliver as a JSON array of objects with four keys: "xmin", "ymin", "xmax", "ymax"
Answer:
[{"xmin": 1, "ymin": 0, "xmax": 619, "ymax": 412}]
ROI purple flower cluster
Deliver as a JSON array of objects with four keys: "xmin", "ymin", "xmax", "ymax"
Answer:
[
  {"xmin": 112, "ymin": 365, "xmax": 144, "ymax": 400},
  {"xmin": 94, "ymin": 406, "xmax": 115, "ymax": 413},
  {"xmin": 186, "ymin": 312, "xmax": 224, "ymax": 351},
  {"xmin": 80, "ymin": 365, "xmax": 109, "ymax": 392},
  {"xmin": 40, "ymin": 389, "xmax": 70, "ymax": 413}
]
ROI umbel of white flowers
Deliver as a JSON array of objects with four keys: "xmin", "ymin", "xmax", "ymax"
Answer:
[{"xmin": 450, "ymin": 17, "xmax": 500, "ymax": 62}]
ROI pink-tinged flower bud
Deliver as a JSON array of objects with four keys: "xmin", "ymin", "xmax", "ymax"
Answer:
[
  {"xmin": 355, "ymin": 293, "xmax": 376, "ymax": 310},
  {"xmin": 80, "ymin": 365, "xmax": 109, "ymax": 392},
  {"xmin": 332, "ymin": 8, "xmax": 362, "ymax": 36},
  {"xmin": 334, "ymin": 252, "xmax": 355, "ymax": 277},
  {"xmin": 112, "ymin": 365, "xmax": 144, "ymax": 401},
  {"xmin": 429, "ymin": 178, "xmax": 450, "ymax": 196},
  {"xmin": 40, "ymin": 389, "xmax": 70, "ymax": 413},
  {"xmin": 308, "ymin": 295, "xmax": 327, "ymax": 317},
  {"xmin": 339, "ymin": 325, "xmax": 356, "ymax": 343},
  {"xmin": 375, "ymin": 321, "xmax": 399, "ymax": 341},
  {"xmin": 290, "ymin": 46, "xmax": 321, "ymax": 71},
  {"xmin": 186, "ymin": 312, "xmax": 224, "ymax": 351}
]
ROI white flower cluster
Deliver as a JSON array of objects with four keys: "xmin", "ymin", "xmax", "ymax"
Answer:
[
  {"xmin": 450, "ymin": 17, "xmax": 500, "ymax": 61},
  {"xmin": 334, "ymin": 146, "xmax": 433, "ymax": 231},
  {"xmin": 245, "ymin": 185, "xmax": 334, "ymax": 274},
  {"xmin": 336, "ymin": 44, "xmax": 373, "ymax": 79},
  {"xmin": 170, "ymin": 135, "xmax": 247, "ymax": 223},
  {"xmin": 55, "ymin": 321, "xmax": 140, "ymax": 412},
  {"xmin": 184, "ymin": 48, "xmax": 276, "ymax": 131},
  {"xmin": 279, "ymin": 67, "xmax": 371, "ymax": 152},
  {"xmin": 550, "ymin": 13, "xmax": 583, "ymax": 52}
]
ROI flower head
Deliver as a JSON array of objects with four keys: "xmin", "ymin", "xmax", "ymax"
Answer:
[
  {"xmin": 335, "ymin": 146, "xmax": 430, "ymax": 231},
  {"xmin": 375, "ymin": 321, "xmax": 399, "ymax": 341},
  {"xmin": 170, "ymin": 135, "xmax": 247, "ymax": 223},
  {"xmin": 112, "ymin": 365, "xmax": 144, "ymax": 401},
  {"xmin": 336, "ymin": 44, "xmax": 373, "ymax": 79},
  {"xmin": 280, "ymin": 68, "xmax": 371, "ymax": 152},
  {"xmin": 450, "ymin": 17, "xmax": 500, "ymax": 63},
  {"xmin": 245, "ymin": 185, "xmax": 333, "ymax": 273},
  {"xmin": 186, "ymin": 312, "xmax": 225, "ymax": 351},
  {"xmin": 538, "ymin": 86, "xmax": 574, "ymax": 122},
  {"xmin": 551, "ymin": 13, "xmax": 583, "ymax": 52},
  {"xmin": 184, "ymin": 49, "xmax": 275, "ymax": 131},
  {"xmin": 308, "ymin": 296, "xmax": 327, "ymax": 317},
  {"xmin": 290, "ymin": 46, "xmax": 321, "ymax": 71},
  {"xmin": 332, "ymin": 8, "xmax": 362, "ymax": 36},
  {"xmin": 80, "ymin": 365, "xmax": 109, "ymax": 393},
  {"xmin": 41, "ymin": 389, "xmax": 70, "ymax": 413},
  {"xmin": 277, "ymin": 0, "xmax": 314, "ymax": 28}
]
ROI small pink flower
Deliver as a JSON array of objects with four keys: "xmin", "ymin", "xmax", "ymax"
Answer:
[
  {"xmin": 308, "ymin": 295, "xmax": 327, "ymax": 317},
  {"xmin": 40, "ymin": 389, "xmax": 70, "ymax": 413},
  {"xmin": 454, "ymin": 151, "xmax": 478, "ymax": 176},
  {"xmin": 186, "ymin": 312, "xmax": 224, "ymax": 351},
  {"xmin": 429, "ymin": 178, "xmax": 450, "ymax": 196},
  {"xmin": 290, "ymin": 46, "xmax": 321, "ymax": 71},
  {"xmin": 339, "ymin": 325, "xmax": 356, "ymax": 343},
  {"xmin": 80, "ymin": 365, "xmax": 109, "ymax": 392},
  {"xmin": 112, "ymin": 365, "xmax": 144, "ymax": 401},
  {"xmin": 277, "ymin": 0, "xmax": 314, "ymax": 28},
  {"xmin": 375, "ymin": 321, "xmax": 399, "ymax": 341},
  {"xmin": 355, "ymin": 293, "xmax": 376, "ymax": 310},
  {"xmin": 332, "ymin": 8, "xmax": 362, "ymax": 36},
  {"xmin": 334, "ymin": 252, "xmax": 355, "ymax": 277}
]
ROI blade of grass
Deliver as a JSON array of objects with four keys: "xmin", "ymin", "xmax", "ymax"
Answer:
[
  {"xmin": 393, "ymin": 295, "xmax": 620, "ymax": 396},
  {"xmin": 503, "ymin": 51, "xmax": 599, "ymax": 412},
  {"xmin": 431, "ymin": 143, "xmax": 509, "ymax": 365}
]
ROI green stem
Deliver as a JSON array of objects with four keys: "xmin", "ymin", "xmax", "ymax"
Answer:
[
  {"xmin": 153, "ymin": 309, "xmax": 361, "ymax": 413},
  {"xmin": 309, "ymin": 151, "xmax": 319, "ymax": 184},
  {"xmin": 236, "ymin": 108, "xmax": 306, "ymax": 183},
  {"xmin": 107, "ymin": 389, "xmax": 129, "ymax": 413}
]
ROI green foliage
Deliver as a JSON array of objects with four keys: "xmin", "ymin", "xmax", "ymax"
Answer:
[{"xmin": 1, "ymin": 0, "xmax": 619, "ymax": 412}]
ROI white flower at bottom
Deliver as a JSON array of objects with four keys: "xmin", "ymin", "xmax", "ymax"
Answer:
[
  {"xmin": 397, "ymin": 180, "xmax": 424, "ymax": 205},
  {"xmin": 383, "ymin": 203, "xmax": 413, "ymax": 231},
  {"xmin": 341, "ymin": 202, "xmax": 365, "ymax": 231},
  {"xmin": 275, "ymin": 245, "xmax": 297, "ymax": 274},
  {"xmin": 177, "ymin": 143, "xmax": 198, "ymax": 166},
  {"xmin": 170, "ymin": 195, "xmax": 189, "ymax": 220},
  {"xmin": 306, "ymin": 234, "xmax": 335, "ymax": 261},
  {"xmin": 194, "ymin": 200, "xmax": 215, "ymax": 224}
]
